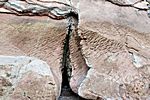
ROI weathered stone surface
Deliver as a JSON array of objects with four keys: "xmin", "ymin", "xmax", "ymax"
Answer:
[
  {"xmin": 69, "ymin": 0, "xmax": 150, "ymax": 99},
  {"xmin": 0, "ymin": 14, "xmax": 67, "ymax": 99},
  {"xmin": 79, "ymin": 0, "xmax": 150, "ymax": 33},
  {"xmin": 0, "ymin": 0, "xmax": 75, "ymax": 20},
  {"xmin": 0, "ymin": 56, "xmax": 57, "ymax": 100},
  {"xmin": 0, "ymin": 0, "xmax": 150, "ymax": 99},
  {"xmin": 109, "ymin": 0, "xmax": 149, "ymax": 10},
  {"xmin": 69, "ymin": 29, "xmax": 89, "ymax": 93}
]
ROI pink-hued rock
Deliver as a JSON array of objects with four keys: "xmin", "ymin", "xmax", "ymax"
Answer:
[
  {"xmin": 69, "ymin": 29, "xmax": 89, "ymax": 93},
  {"xmin": 0, "ymin": 56, "xmax": 57, "ymax": 100},
  {"xmin": 0, "ymin": 14, "xmax": 67, "ymax": 99},
  {"xmin": 77, "ymin": 27, "xmax": 150, "ymax": 99},
  {"xmin": 69, "ymin": 0, "xmax": 150, "ymax": 99},
  {"xmin": 0, "ymin": 0, "xmax": 150, "ymax": 99}
]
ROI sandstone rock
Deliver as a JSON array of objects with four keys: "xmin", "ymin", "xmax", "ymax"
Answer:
[
  {"xmin": 108, "ymin": 0, "xmax": 139, "ymax": 5},
  {"xmin": 0, "ymin": 56, "xmax": 57, "ymax": 100},
  {"xmin": 133, "ymin": 1, "xmax": 149, "ymax": 9},
  {"xmin": 0, "ymin": 14, "xmax": 67, "ymax": 99},
  {"xmin": 79, "ymin": 0, "xmax": 150, "ymax": 33},
  {"xmin": 69, "ymin": 29, "xmax": 89, "ymax": 93},
  {"xmin": 0, "ymin": 0, "xmax": 150, "ymax": 100},
  {"xmin": 69, "ymin": 0, "xmax": 150, "ymax": 99},
  {"xmin": 109, "ymin": 0, "xmax": 149, "ymax": 9}
]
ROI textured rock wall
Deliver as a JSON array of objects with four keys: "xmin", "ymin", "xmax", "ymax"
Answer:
[
  {"xmin": 74, "ymin": 0, "xmax": 150, "ymax": 99},
  {"xmin": 0, "ymin": 14, "xmax": 67, "ymax": 99},
  {"xmin": 0, "ymin": 0, "xmax": 150, "ymax": 100},
  {"xmin": 0, "ymin": 56, "xmax": 57, "ymax": 100}
]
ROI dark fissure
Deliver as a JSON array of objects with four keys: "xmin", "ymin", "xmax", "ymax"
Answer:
[
  {"xmin": 58, "ymin": 17, "xmax": 74, "ymax": 100},
  {"xmin": 58, "ymin": 8, "xmax": 86, "ymax": 98},
  {"xmin": 61, "ymin": 22, "xmax": 72, "ymax": 89}
]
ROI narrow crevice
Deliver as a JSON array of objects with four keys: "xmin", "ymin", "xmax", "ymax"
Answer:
[
  {"xmin": 58, "ymin": 16, "xmax": 74, "ymax": 100},
  {"xmin": 61, "ymin": 19, "xmax": 72, "ymax": 89},
  {"xmin": 59, "ymin": 11, "xmax": 87, "ymax": 99}
]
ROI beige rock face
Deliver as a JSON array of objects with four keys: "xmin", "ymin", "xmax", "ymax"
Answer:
[
  {"xmin": 0, "ymin": 14, "xmax": 67, "ymax": 99},
  {"xmin": 0, "ymin": 56, "xmax": 57, "ymax": 100},
  {"xmin": 69, "ymin": 0, "xmax": 150, "ymax": 99}
]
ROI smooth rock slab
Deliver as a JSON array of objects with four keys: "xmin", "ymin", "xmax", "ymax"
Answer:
[{"xmin": 0, "ymin": 56, "xmax": 57, "ymax": 100}]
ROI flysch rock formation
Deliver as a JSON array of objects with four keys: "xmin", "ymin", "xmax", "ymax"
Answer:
[
  {"xmin": 0, "ymin": 56, "xmax": 56, "ymax": 100},
  {"xmin": 0, "ymin": 0, "xmax": 150, "ymax": 100}
]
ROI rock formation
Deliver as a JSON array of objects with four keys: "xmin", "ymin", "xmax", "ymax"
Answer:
[
  {"xmin": 0, "ymin": 0, "xmax": 150, "ymax": 100},
  {"xmin": 0, "ymin": 56, "xmax": 57, "ymax": 100},
  {"xmin": 71, "ymin": 0, "xmax": 150, "ymax": 99}
]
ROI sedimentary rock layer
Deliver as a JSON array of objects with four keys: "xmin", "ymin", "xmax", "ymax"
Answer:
[
  {"xmin": 0, "ymin": 56, "xmax": 57, "ymax": 100},
  {"xmin": 0, "ymin": 14, "xmax": 67, "ymax": 99},
  {"xmin": 72, "ymin": 0, "xmax": 150, "ymax": 99},
  {"xmin": 0, "ymin": 0, "xmax": 150, "ymax": 100}
]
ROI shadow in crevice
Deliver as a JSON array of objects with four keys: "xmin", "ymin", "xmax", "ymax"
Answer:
[
  {"xmin": 61, "ymin": 23, "xmax": 72, "ymax": 89},
  {"xmin": 59, "ymin": 20, "xmax": 86, "ymax": 100}
]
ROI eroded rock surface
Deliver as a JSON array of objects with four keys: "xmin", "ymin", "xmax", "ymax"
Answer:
[
  {"xmin": 0, "ymin": 14, "xmax": 67, "ymax": 99},
  {"xmin": 0, "ymin": 0, "xmax": 150, "ymax": 100},
  {"xmin": 77, "ymin": 27, "xmax": 150, "ymax": 99},
  {"xmin": 69, "ymin": 28, "xmax": 89, "ymax": 93},
  {"xmin": 0, "ymin": 56, "xmax": 57, "ymax": 100},
  {"xmin": 69, "ymin": 0, "xmax": 150, "ymax": 99}
]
